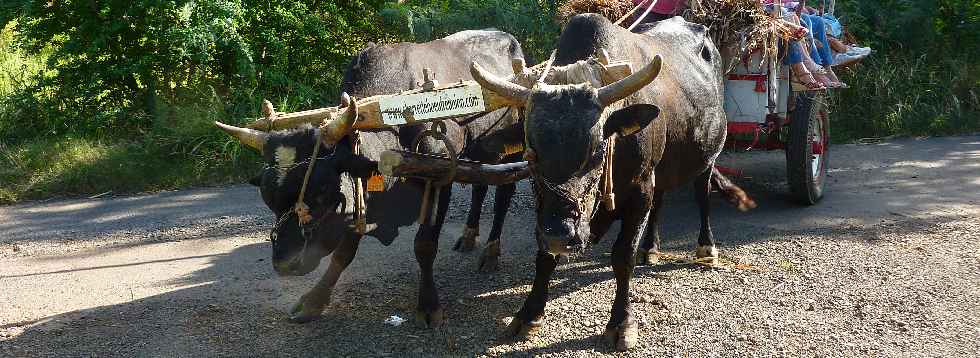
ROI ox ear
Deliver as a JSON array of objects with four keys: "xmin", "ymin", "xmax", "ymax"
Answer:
[
  {"xmin": 603, "ymin": 104, "xmax": 660, "ymax": 138},
  {"xmin": 248, "ymin": 175, "xmax": 262, "ymax": 187},
  {"xmin": 341, "ymin": 155, "xmax": 377, "ymax": 178},
  {"xmin": 331, "ymin": 136, "xmax": 377, "ymax": 178},
  {"xmin": 475, "ymin": 122, "xmax": 525, "ymax": 161}
]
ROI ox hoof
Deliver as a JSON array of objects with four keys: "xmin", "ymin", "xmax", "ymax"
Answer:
[
  {"xmin": 477, "ymin": 240, "xmax": 502, "ymax": 273},
  {"xmin": 501, "ymin": 316, "xmax": 544, "ymax": 340},
  {"xmin": 604, "ymin": 320, "xmax": 639, "ymax": 351},
  {"xmin": 556, "ymin": 254, "xmax": 570, "ymax": 264},
  {"xmin": 453, "ymin": 227, "xmax": 479, "ymax": 252},
  {"xmin": 288, "ymin": 293, "xmax": 328, "ymax": 323},
  {"xmin": 415, "ymin": 306, "xmax": 446, "ymax": 328},
  {"xmin": 635, "ymin": 249, "xmax": 659, "ymax": 266},
  {"xmin": 477, "ymin": 253, "xmax": 499, "ymax": 273},
  {"xmin": 695, "ymin": 245, "xmax": 719, "ymax": 265}
]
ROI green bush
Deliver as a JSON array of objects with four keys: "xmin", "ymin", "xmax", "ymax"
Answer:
[
  {"xmin": 829, "ymin": 0, "xmax": 980, "ymax": 139},
  {"xmin": 0, "ymin": 0, "xmax": 977, "ymax": 202},
  {"xmin": 381, "ymin": 0, "xmax": 562, "ymax": 62},
  {"xmin": 0, "ymin": 0, "xmax": 391, "ymax": 142}
]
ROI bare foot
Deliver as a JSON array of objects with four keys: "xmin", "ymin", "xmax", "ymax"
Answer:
[
  {"xmin": 791, "ymin": 62, "xmax": 826, "ymax": 90},
  {"xmin": 823, "ymin": 66, "xmax": 847, "ymax": 88}
]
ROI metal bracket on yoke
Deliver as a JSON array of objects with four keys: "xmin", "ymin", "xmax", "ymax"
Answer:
[
  {"xmin": 411, "ymin": 121, "xmax": 458, "ymax": 225},
  {"xmin": 420, "ymin": 68, "xmax": 439, "ymax": 92}
]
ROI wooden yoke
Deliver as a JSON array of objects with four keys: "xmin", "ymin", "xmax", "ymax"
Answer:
[
  {"xmin": 238, "ymin": 58, "xmax": 635, "ymax": 186},
  {"xmin": 245, "ymin": 57, "xmax": 634, "ymax": 133},
  {"xmin": 246, "ymin": 81, "xmax": 516, "ymax": 132}
]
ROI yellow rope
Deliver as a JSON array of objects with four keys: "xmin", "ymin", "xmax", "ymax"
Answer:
[{"xmin": 293, "ymin": 128, "xmax": 324, "ymax": 225}]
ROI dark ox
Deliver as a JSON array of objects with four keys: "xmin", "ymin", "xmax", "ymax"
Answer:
[
  {"xmin": 470, "ymin": 15, "xmax": 731, "ymax": 350},
  {"xmin": 216, "ymin": 30, "xmax": 524, "ymax": 325}
]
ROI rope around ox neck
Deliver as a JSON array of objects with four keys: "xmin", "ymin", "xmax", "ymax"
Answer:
[{"xmin": 292, "ymin": 129, "xmax": 324, "ymax": 225}]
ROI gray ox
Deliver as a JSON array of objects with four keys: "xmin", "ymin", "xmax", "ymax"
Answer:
[
  {"xmin": 216, "ymin": 30, "xmax": 524, "ymax": 325},
  {"xmin": 470, "ymin": 15, "xmax": 736, "ymax": 350}
]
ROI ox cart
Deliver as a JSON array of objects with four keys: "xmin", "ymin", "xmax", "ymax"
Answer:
[
  {"xmin": 234, "ymin": 2, "xmax": 840, "ymax": 206},
  {"xmin": 722, "ymin": 53, "xmax": 830, "ymax": 205},
  {"xmin": 242, "ymin": 50, "xmax": 832, "ymax": 206}
]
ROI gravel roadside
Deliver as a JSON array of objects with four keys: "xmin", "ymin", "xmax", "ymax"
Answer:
[{"xmin": 1, "ymin": 135, "xmax": 978, "ymax": 357}]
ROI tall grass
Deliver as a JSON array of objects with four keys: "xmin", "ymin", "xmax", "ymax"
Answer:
[
  {"xmin": 0, "ymin": 24, "xmax": 263, "ymax": 204},
  {"xmin": 830, "ymin": 54, "xmax": 980, "ymax": 140},
  {"xmin": 0, "ymin": 136, "xmax": 259, "ymax": 204}
]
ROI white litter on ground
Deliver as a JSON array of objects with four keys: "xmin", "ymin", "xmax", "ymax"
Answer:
[{"xmin": 384, "ymin": 315, "xmax": 406, "ymax": 327}]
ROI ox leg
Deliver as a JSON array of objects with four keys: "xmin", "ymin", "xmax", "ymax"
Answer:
[
  {"xmin": 694, "ymin": 170, "xmax": 719, "ymax": 264},
  {"xmin": 606, "ymin": 187, "xmax": 651, "ymax": 351},
  {"xmin": 478, "ymin": 183, "xmax": 515, "ymax": 273},
  {"xmin": 503, "ymin": 247, "xmax": 559, "ymax": 338},
  {"xmin": 636, "ymin": 189, "xmax": 665, "ymax": 265},
  {"xmin": 414, "ymin": 186, "xmax": 452, "ymax": 328},
  {"xmin": 289, "ymin": 234, "xmax": 361, "ymax": 323},
  {"xmin": 454, "ymin": 184, "xmax": 487, "ymax": 252}
]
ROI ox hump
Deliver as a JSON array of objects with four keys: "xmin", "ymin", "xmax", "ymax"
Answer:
[{"xmin": 274, "ymin": 145, "xmax": 297, "ymax": 186}]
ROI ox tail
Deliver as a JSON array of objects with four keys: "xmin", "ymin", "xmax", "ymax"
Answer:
[{"xmin": 710, "ymin": 166, "xmax": 757, "ymax": 212}]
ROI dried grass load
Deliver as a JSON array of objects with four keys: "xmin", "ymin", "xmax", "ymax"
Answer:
[
  {"xmin": 557, "ymin": 0, "xmax": 636, "ymax": 25},
  {"xmin": 556, "ymin": 0, "xmax": 808, "ymax": 68}
]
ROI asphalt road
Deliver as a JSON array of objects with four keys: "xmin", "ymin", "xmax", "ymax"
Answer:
[{"xmin": 1, "ymin": 135, "xmax": 978, "ymax": 357}]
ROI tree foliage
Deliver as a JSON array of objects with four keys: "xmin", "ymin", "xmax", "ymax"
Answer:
[
  {"xmin": 830, "ymin": 0, "xmax": 980, "ymax": 138},
  {"xmin": 0, "ymin": 0, "xmax": 390, "ymax": 140},
  {"xmin": 0, "ymin": 0, "xmax": 977, "ymax": 143},
  {"xmin": 380, "ymin": 0, "xmax": 561, "ymax": 62}
]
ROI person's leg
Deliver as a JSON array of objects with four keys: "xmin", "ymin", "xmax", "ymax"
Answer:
[
  {"xmin": 828, "ymin": 36, "xmax": 849, "ymax": 53},
  {"xmin": 800, "ymin": 15, "xmax": 822, "ymax": 64},
  {"xmin": 803, "ymin": 14, "xmax": 845, "ymax": 86},
  {"xmin": 783, "ymin": 40, "xmax": 803, "ymax": 66},
  {"xmin": 786, "ymin": 41, "xmax": 825, "ymax": 90},
  {"xmin": 801, "ymin": 45, "xmax": 835, "ymax": 87},
  {"xmin": 804, "ymin": 14, "xmax": 834, "ymax": 66}
]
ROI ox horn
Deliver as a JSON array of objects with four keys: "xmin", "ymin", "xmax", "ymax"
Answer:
[
  {"xmin": 215, "ymin": 121, "xmax": 268, "ymax": 151},
  {"xmin": 597, "ymin": 54, "xmax": 662, "ymax": 106},
  {"xmin": 511, "ymin": 58, "xmax": 527, "ymax": 77},
  {"xmin": 470, "ymin": 62, "xmax": 531, "ymax": 106},
  {"xmin": 322, "ymin": 92, "xmax": 357, "ymax": 144},
  {"xmin": 340, "ymin": 92, "xmax": 351, "ymax": 107}
]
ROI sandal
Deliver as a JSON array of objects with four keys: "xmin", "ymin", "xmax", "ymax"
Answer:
[
  {"xmin": 791, "ymin": 70, "xmax": 827, "ymax": 91},
  {"xmin": 820, "ymin": 66, "xmax": 848, "ymax": 88},
  {"xmin": 790, "ymin": 26, "xmax": 809, "ymax": 41},
  {"xmin": 797, "ymin": 79, "xmax": 827, "ymax": 90},
  {"xmin": 807, "ymin": 67, "xmax": 837, "ymax": 88}
]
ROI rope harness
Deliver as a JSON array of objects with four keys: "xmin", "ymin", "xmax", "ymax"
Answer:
[
  {"xmin": 268, "ymin": 152, "xmax": 344, "ymax": 268},
  {"xmin": 528, "ymin": 141, "xmax": 608, "ymax": 244},
  {"xmin": 526, "ymin": 52, "xmax": 618, "ymax": 213},
  {"xmin": 290, "ymin": 114, "xmax": 369, "ymax": 240}
]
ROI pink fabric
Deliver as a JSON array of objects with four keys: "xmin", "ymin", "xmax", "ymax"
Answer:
[
  {"xmin": 761, "ymin": 0, "xmax": 799, "ymax": 6},
  {"xmin": 633, "ymin": 0, "xmax": 683, "ymax": 15}
]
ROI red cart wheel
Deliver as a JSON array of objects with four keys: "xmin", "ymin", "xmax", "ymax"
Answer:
[{"xmin": 786, "ymin": 91, "xmax": 829, "ymax": 205}]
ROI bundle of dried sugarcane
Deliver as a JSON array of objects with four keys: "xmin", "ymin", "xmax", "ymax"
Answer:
[
  {"xmin": 557, "ymin": 0, "xmax": 636, "ymax": 25},
  {"xmin": 555, "ymin": 0, "xmax": 807, "ymax": 71},
  {"xmin": 682, "ymin": 0, "xmax": 787, "ymax": 70}
]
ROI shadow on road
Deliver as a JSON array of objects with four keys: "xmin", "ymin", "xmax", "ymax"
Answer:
[
  {"xmin": 3, "ymin": 214, "xmax": 970, "ymax": 357},
  {"xmin": 0, "ymin": 185, "xmax": 267, "ymax": 245},
  {"xmin": 1, "ymin": 136, "xmax": 978, "ymax": 356}
]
